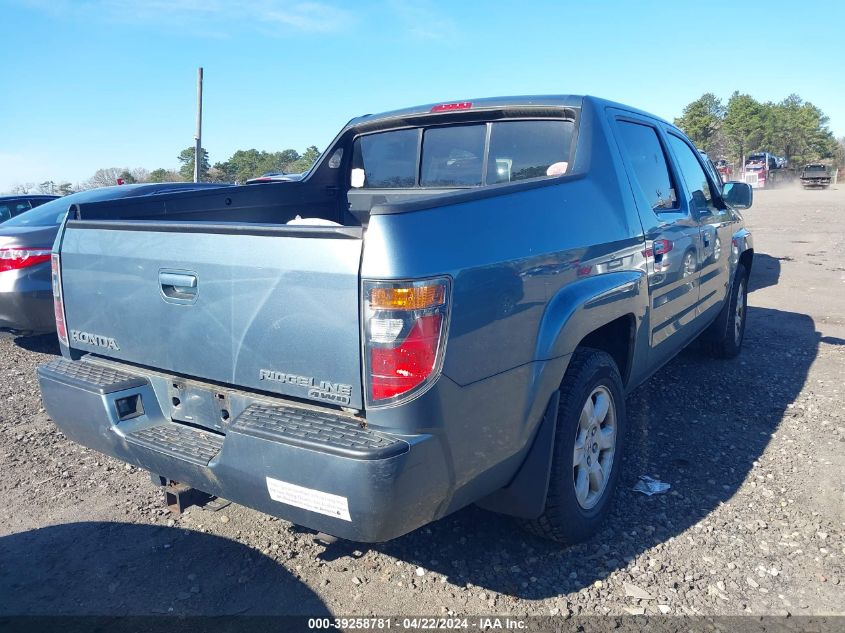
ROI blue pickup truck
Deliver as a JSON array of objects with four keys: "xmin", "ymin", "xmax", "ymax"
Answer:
[{"xmin": 37, "ymin": 95, "xmax": 753, "ymax": 544}]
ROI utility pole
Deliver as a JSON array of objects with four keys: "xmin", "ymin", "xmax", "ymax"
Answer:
[{"xmin": 194, "ymin": 67, "xmax": 203, "ymax": 183}]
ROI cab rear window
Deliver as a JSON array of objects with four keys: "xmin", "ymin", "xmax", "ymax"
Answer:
[
  {"xmin": 351, "ymin": 119, "xmax": 575, "ymax": 189},
  {"xmin": 421, "ymin": 125, "xmax": 486, "ymax": 187},
  {"xmin": 350, "ymin": 128, "xmax": 418, "ymax": 188}
]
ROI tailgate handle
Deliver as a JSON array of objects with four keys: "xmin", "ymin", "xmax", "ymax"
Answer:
[{"xmin": 159, "ymin": 272, "xmax": 198, "ymax": 300}]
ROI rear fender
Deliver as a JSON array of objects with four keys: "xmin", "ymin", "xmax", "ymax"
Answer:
[
  {"xmin": 522, "ymin": 270, "xmax": 646, "ymax": 432},
  {"xmin": 535, "ymin": 271, "xmax": 647, "ymax": 363}
]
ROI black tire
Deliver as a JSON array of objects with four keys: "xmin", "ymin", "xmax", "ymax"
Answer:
[
  {"xmin": 523, "ymin": 348, "xmax": 626, "ymax": 544},
  {"xmin": 702, "ymin": 262, "xmax": 748, "ymax": 359}
]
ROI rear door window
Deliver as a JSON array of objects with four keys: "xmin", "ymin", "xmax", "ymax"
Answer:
[{"xmin": 615, "ymin": 120, "xmax": 679, "ymax": 212}]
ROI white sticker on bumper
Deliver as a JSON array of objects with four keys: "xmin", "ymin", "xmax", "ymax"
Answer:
[{"xmin": 265, "ymin": 477, "xmax": 351, "ymax": 522}]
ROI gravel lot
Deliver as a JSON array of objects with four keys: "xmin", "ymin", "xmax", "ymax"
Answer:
[{"xmin": 1, "ymin": 185, "xmax": 843, "ymax": 619}]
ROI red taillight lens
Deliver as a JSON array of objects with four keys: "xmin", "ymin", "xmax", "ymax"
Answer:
[
  {"xmin": 0, "ymin": 248, "xmax": 52, "ymax": 273},
  {"xmin": 370, "ymin": 314, "xmax": 443, "ymax": 401},
  {"xmin": 642, "ymin": 239, "xmax": 673, "ymax": 258},
  {"xmin": 51, "ymin": 254, "xmax": 69, "ymax": 346},
  {"xmin": 654, "ymin": 239, "xmax": 673, "ymax": 256},
  {"xmin": 363, "ymin": 278, "xmax": 450, "ymax": 406}
]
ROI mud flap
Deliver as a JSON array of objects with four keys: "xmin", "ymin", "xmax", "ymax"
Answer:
[{"xmin": 475, "ymin": 390, "xmax": 560, "ymax": 519}]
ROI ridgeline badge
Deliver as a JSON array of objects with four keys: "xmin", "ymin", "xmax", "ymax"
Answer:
[{"xmin": 259, "ymin": 369, "xmax": 352, "ymax": 405}]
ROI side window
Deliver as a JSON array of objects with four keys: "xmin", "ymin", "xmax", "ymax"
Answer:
[
  {"xmin": 0, "ymin": 205, "xmax": 11, "ymax": 223},
  {"xmin": 14, "ymin": 202, "xmax": 32, "ymax": 217},
  {"xmin": 705, "ymin": 157, "xmax": 724, "ymax": 188},
  {"xmin": 666, "ymin": 134, "xmax": 719, "ymax": 216},
  {"xmin": 615, "ymin": 120, "xmax": 679, "ymax": 212},
  {"xmin": 351, "ymin": 129, "xmax": 418, "ymax": 188}
]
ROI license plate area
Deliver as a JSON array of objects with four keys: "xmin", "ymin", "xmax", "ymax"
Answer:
[{"xmin": 169, "ymin": 380, "xmax": 231, "ymax": 433}]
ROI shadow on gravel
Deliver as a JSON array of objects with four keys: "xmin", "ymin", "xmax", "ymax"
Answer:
[
  {"xmin": 11, "ymin": 332, "xmax": 60, "ymax": 356},
  {"xmin": 347, "ymin": 305, "xmax": 819, "ymax": 599},
  {"xmin": 748, "ymin": 252, "xmax": 782, "ymax": 293},
  {"xmin": 820, "ymin": 336, "xmax": 845, "ymax": 346},
  {"xmin": 0, "ymin": 521, "xmax": 330, "ymax": 617}
]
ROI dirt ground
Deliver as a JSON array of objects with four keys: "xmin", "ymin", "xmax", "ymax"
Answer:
[{"xmin": 0, "ymin": 185, "xmax": 843, "ymax": 620}]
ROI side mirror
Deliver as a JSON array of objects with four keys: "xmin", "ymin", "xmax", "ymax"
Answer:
[{"xmin": 723, "ymin": 181, "xmax": 753, "ymax": 210}]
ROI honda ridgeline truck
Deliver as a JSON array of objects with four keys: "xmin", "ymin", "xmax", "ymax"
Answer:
[{"xmin": 38, "ymin": 96, "xmax": 754, "ymax": 544}]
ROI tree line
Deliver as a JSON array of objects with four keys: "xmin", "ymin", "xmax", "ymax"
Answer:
[
  {"xmin": 12, "ymin": 95, "xmax": 845, "ymax": 196},
  {"xmin": 10, "ymin": 144, "xmax": 322, "ymax": 195},
  {"xmin": 674, "ymin": 92, "xmax": 844, "ymax": 168}
]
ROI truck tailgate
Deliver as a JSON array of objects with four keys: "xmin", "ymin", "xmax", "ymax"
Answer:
[{"xmin": 59, "ymin": 222, "xmax": 364, "ymax": 409}]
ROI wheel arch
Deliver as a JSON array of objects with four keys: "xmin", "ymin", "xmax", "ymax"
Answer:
[{"xmin": 534, "ymin": 271, "xmax": 647, "ymax": 386}]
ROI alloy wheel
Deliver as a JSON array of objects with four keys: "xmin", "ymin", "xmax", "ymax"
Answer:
[{"xmin": 572, "ymin": 386, "xmax": 617, "ymax": 510}]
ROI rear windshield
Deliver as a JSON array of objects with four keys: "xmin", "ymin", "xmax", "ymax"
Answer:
[
  {"xmin": 0, "ymin": 200, "xmax": 29, "ymax": 223},
  {"xmin": 805, "ymin": 165, "xmax": 826, "ymax": 171},
  {"xmin": 2, "ymin": 185, "xmax": 227, "ymax": 227},
  {"xmin": 4, "ymin": 187, "xmax": 144, "ymax": 227},
  {"xmin": 351, "ymin": 119, "xmax": 575, "ymax": 189},
  {"xmin": 2, "ymin": 196, "xmax": 72, "ymax": 227}
]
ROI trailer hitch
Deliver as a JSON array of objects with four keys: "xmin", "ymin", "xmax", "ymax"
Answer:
[{"xmin": 153, "ymin": 475, "xmax": 230, "ymax": 515}]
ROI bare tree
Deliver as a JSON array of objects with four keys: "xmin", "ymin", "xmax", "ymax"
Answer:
[
  {"xmin": 82, "ymin": 166, "xmax": 155, "ymax": 189},
  {"xmin": 83, "ymin": 167, "xmax": 129, "ymax": 189},
  {"xmin": 130, "ymin": 167, "xmax": 150, "ymax": 183}
]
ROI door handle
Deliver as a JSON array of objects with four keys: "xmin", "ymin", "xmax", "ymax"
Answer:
[{"xmin": 159, "ymin": 271, "xmax": 198, "ymax": 301}]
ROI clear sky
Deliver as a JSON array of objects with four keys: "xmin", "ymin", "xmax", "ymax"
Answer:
[{"xmin": 2, "ymin": 0, "xmax": 843, "ymax": 192}]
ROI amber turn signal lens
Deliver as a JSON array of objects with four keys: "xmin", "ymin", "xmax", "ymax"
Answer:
[{"xmin": 369, "ymin": 284, "xmax": 446, "ymax": 311}]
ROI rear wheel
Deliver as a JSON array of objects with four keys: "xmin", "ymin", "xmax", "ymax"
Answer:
[
  {"xmin": 524, "ymin": 348, "xmax": 626, "ymax": 544},
  {"xmin": 682, "ymin": 251, "xmax": 696, "ymax": 278}
]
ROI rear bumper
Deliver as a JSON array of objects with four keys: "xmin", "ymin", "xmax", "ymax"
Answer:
[
  {"xmin": 0, "ymin": 264, "xmax": 54, "ymax": 332},
  {"xmin": 800, "ymin": 179, "xmax": 830, "ymax": 188},
  {"xmin": 37, "ymin": 358, "xmax": 450, "ymax": 542}
]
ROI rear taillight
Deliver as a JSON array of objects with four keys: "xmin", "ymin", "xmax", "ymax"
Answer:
[
  {"xmin": 642, "ymin": 239, "xmax": 673, "ymax": 258},
  {"xmin": 363, "ymin": 278, "xmax": 450, "ymax": 406},
  {"xmin": 51, "ymin": 254, "xmax": 69, "ymax": 346},
  {"xmin": 0, "ymin": 248, "xmax": 52, "ymax": 273}
]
